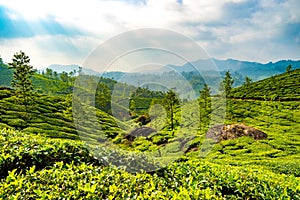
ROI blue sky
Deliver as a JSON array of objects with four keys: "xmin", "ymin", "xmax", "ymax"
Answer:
[{"xmin": 0, "ymin": 0, "xmax": 299, "ymax": 70}]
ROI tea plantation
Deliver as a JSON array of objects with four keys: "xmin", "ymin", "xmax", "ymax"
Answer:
[
  {"xmin": 0, "ymin": 129, "xmax": 299, "ymax": 199},
  {"xmin": 0, "ymin": 67, "xmax": 300, "ymax": 199}
]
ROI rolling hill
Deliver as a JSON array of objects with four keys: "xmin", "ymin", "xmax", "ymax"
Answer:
[
  {"xmin": 0, "ymin": 59, "xmax": 13, "ymax": 87},
  {"xmin": 231, "ymin": 68, "xmax": 300, "ymax": 100},
  {"xmin": 0, "ymin": 88, "xmax": 123, "ymax": 141},
  {"xmin": 1, "ymin": 57, "xmax": 300, "ymax": 198}
]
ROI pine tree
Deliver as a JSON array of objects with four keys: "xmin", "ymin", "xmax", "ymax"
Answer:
[
  {"xmin": 219, "ymin": 71, "xmax": 234, "ymax": 119},
  {"xmin": 243, "ymin": 76, "xmax": 252, "ymax": 88},
  {"xmin": 8, "ymin": 51, "xmax": 35, "ymax": 113},
  {"xmin": 219, "ymin": 71, "xmax": 234, "ymax": 98},
  {"xmin": 95, "ymin": 83, "xmax": 111, "ymax": 113},
  {"xmin": 165, "ymin": 89, "xmax": 179, "ymax": 136},
  {"xmin": 199, "ymin": 84, "xmax": 211, "ymax": 113},
  {"xmin": 60, "ymin": 71, "xmax": 69, "ymax": 82},
  {"xmin": 45, "ymin": 68, "xmax": 53, "ymax": 77},
  {"xmin": 286, "ymin": 64, "xmax": 292, "ymax": 73},
  {"xmin": 199, "ymin": 84, "xmax": 211, "ymax": 130}
]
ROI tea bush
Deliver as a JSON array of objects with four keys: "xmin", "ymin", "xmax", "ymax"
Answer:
[{"xmin": 0, "ymin": 159, "xmax": 299, "ymax": 199}]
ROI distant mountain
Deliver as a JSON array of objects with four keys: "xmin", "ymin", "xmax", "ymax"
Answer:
[
  {"xmin": 42, "ymin": 59, "xmax": 300, "ymax": 95},
  {"xmin": 45, "ymin": 59, "xmax": 300, "ymax": 82},
  {"xmin": 170, "ymin": 58, "xmax": 300, "ymax": 81},
  {"xmin": 44, "ymin": 64, "xmax": 100, "ymax": 75}
]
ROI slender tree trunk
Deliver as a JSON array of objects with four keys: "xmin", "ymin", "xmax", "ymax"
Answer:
[{"xmin": 171, "ymin": 105, "xmax": 174, "ymax": 136}]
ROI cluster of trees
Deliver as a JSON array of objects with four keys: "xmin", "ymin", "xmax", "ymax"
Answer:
[
  {"xmin": 41, "ymin": 67, "xmax": 82, "ymax": 83},
  {"xmin": 197, "ymin": 70, "xmax": 235, "ymax": 129},
  {"xmin": 127, "ymin": 70, "xmax": 245, "ymax": 135}
]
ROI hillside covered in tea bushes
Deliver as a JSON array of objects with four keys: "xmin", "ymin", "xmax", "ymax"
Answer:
[
  {"xmin": 231, "ymin": 68, "xmax": 300, "ymax": 100},
  {"xmin": 0, "ymin": 129, "xmax": 299, "ymax": 199}
]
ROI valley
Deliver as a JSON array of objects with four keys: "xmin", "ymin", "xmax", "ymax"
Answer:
[{"xmin": 0, "ymin": 55, "xmax": 300, "ymax": 199}]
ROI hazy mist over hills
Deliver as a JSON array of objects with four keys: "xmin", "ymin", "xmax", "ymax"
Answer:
[{"xmin": 46, "ymin": 58, "xmax": 300, "ymax": 82}]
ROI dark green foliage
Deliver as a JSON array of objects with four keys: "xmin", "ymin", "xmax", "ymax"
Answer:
[
  {"xmin": 198, "ymin": 84, "xmax": 211, "ymax": 130},
  {"xmin": 60, "ymin": 71, "xmax": 69, "ymax": 82},
  {"xmin": 95, "ymin": 82, "xmax": 111, "ymax": 113},
  {"xmin": 219, "ymin": 70, "xmax": 234, "ymax": 98},
  {"xmin": 8, "ymin": 51, "xmax": 35, "ymax": 113},
  {"xmin": 219, "ymin": 71, "xmax": 234, "ymax": 119},
  {"xmin": 165, "ymin": 89, "xmax": 180, "ymax": 136},
  {"xmin": 45, "ymin": 68, "xmax": 53, "ymax": 77},
  {"xmin": 0, "ymin": 129, "xmax": 159, "ymax": 177},
  {"xmin": 0, "ymin": 129, "xmax": 100, "ymax": 179},
  {"xmin": 0, "ymin": 59, "xmax": 13, "ymax": 87},
  {"xmin": 243, "ymin": 76, "xmax": 252, "ymax": 87},
  {"xmin": 0, "ymin": 151, "xmax": 299, "ymax": 199},
  {"xmin": 129, "ymin": 86, "xmax": 165, "ymax": 116},
  {"xmin": 286, "ymin": 64, "xmax": 292, "ymax": 73}
]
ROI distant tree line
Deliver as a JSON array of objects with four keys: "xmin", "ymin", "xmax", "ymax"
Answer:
[{"xmin": 39, "ymin": 67, "xmax": 83, "ymax": 83}]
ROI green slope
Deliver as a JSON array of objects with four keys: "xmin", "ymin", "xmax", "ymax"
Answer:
[
  {"xmin": 1, "ymin": 58, "xmax": 300, "ymax": 198},
  {"xmin": 0, "ymin": 61, "xmax": 13, "ymax": 87},
  {"xmin": 32, "ymin": 74, "xmax": 74, "ymax": 96},
  {"xmin": 0, "ymin": 88, "xmax": 123, "ymax": 141},
  {"xmin": 0, "ymin": 61, "xmax": 75, "ymax": 96},
  {"xmin": 231, "ymin": 68, "xmax": 300, "ymax": 100}
]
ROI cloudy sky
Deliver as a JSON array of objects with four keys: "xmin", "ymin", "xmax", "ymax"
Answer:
[{"xmin": 0, "ymin": 0, "xmax": 299, "ymax": 70}]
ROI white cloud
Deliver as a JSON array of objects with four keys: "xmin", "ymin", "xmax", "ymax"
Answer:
[
  {"xmin": 0, "ymin": 0, "xmax": 299, "ymax": 67},
  {"xmin": 0, "ymin": 35, "xmax": 101, "ymax": 68}
]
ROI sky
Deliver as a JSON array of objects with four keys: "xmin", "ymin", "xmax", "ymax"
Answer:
[{"xmin": 0, "ymin": 0, "xmax": 299, "ymax": 71}]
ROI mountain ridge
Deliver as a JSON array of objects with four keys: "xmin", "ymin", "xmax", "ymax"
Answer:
[
  {"xmin": 170, "ymin": 58, "xmax": 300, "ymax": 80},
  {"xmin": 42, "ymin": 58, "xmax": 300, "ymax": 78}
]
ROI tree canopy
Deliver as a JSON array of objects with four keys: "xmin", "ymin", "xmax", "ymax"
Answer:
[{"xmin": 8, "ymin": 51, "xmax": 35, "ymax": 108}]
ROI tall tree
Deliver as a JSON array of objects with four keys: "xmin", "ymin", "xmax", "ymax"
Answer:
[
  {"xmin": 60, "ymin": 71, "xmax": 69, "ymax": 82},
  {"xmin": 198, "ymin": 84, "xmax": 211, "ymax": 130},
  {"xmin": 219, "ymin": 71, "xmax": 234, "ymax": 119},
  {"xmin": 165, "ymin": 89, "xmax": 179, "ymax": 136},
  {"xmin": 219, "ymin": 70, "xmax": 234, "ymax": 98},
  {"xmin": 95, "ymin": 83, "xmax": 111, "ymax": 114},
  {"xmin": 199, "ymin": 84, "xmax": 211, "ymax": 113},
  {"xmin": 53, "ymin": 71, "xmax": 58, "ymax": 79},
  {"xmin": 243, "ymin": 76, "xmax": 252, "ymax": 88},
  {"xmin": 45, "ymin": 68, "xmax": 53, "ymax": 77},
  {"xmin": 8, "ymin": 51, "xmax": 35, "ymax": 113},
  {"xmin": 286, "ymin": 64, "xmax": 292, "ymax": 73}
]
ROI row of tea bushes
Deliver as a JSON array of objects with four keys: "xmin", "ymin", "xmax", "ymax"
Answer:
[{"xmin": 1, "ymin": 159, "xmax": 299, "ymax": 199}]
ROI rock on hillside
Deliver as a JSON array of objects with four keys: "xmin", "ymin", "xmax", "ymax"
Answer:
[
  {"xmin": 206, "ymin": 124, "xmax": 267, "ymax": 143},
  {"xmin": 124, "ymin": 127, "xmax": 156, "ymax": 141}
]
